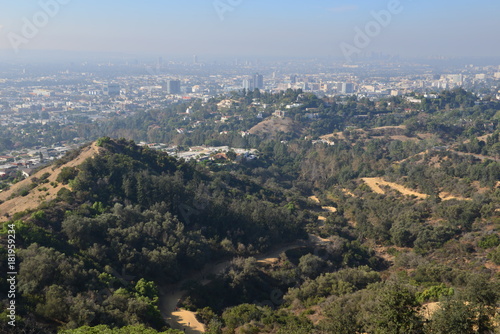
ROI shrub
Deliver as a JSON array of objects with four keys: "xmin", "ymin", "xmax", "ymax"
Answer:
[
  {"xmin": 478, "ymin": 234, "xmax": 500, "ymax": 249},
  {"xmin": 56, "ymin": 167, "xmax": 79, "ymax": 185}
]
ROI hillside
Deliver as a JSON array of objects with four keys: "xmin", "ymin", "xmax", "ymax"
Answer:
[
  {"xmin": 1, "ymin": 88, "xmax": 500, "ymax": 334},
  {"xmin": 248, "ymin": 116, "xmax": 303, "ymax": 138},
  {"xmin": 361, "ymin": 177, "xmax": 471, "ymax": 201},
  {"xmin": 321, "ymin": 125, "xmax": 436, "ymax": 143},
  {"xmin": 0, "ymin": 143, "xmax": 101, "ymax": 221},
  {"xmin": 0, "ymin": 138, "xmax": 312, "ymax": 334}
]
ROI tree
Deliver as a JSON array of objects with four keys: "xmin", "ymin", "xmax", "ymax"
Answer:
[
  {"xmin": 36, "ymin": 285, "xmax": 69, "ymax": 322},
  {"xmin": 371, "ymin": 283, "xmax": 423, "ymax": 334},
  {"xmin": 57, "ymin": 166, "xmax": 79, "ymax": 185},
  {"xmin": 135, "ymin": 279, "xmax": 159, "ymax": 301},
  {"xmin": 298, "ymin": 254, "xmax": 325, "ymax": 279},
  {"xmin": 320, "ymin": 297, "xmax": 361, "ymax": 334},
  {"xmin": 427, "ymin": 299, "xmax": 477, "ymax": 334},
  {"xmin": 221, "ymin": 304, "xmax": 263, "ymax": 332}
]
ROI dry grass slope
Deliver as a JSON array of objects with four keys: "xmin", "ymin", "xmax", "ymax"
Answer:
[
  {"xmin": 0, "ymin": 143, "xmax": 101, "ymax": 221},
  {"xmin": 248, "ymin": 117, "xmax": 302, "ymax": 137}
]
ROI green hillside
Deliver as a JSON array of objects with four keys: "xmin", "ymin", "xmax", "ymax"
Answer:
[{"xmin": 1, "ymin": 88, "xmax": 500, "ymax": 333}]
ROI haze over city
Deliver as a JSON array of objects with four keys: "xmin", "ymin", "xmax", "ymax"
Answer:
[
  {"xmin": 0, "ymin": 0, "xmax": 499, "ymax": 61},
  {"xmin": 2, "ymin": 1, "xmax": 500, "ymax": 334}
]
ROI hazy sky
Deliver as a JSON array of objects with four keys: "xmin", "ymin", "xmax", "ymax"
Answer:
[{"xmin": 0, "ymin": 0, "xmax": 499, "ymax": 59}]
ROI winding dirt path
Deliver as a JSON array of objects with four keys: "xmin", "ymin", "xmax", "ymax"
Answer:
[
  {"xmin": 362, "ymin": 177, "xmax": 470, "ymax": 201},
  {"xmin": 159, "ymin": 239, "xmax": 318, "ymax": 333},
  {"xmin": 309, "ymin": 195, "xmax": 337, "ymax": 221},
  {"xmin": 160, "ymin": 197, "xmax": 340, "ymax": 332}
]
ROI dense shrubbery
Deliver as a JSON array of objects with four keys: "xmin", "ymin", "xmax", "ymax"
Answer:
[
  {"xmin": 2, "ymin": 87, "xmax": 500, "ymax": 333},
  {"xmin": 0, "ymin": 138, "xmax": 310, "ymax": 332}
]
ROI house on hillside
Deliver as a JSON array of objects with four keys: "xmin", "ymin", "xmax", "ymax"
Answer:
[
  {"xmin": 274, "ymin": 110, "xmax": 286, "ymax": 118},
  {"xmin": 21, "ymin": 168, "xmax": 36, "ymax": 179},
  {"xmin": 212, "ymin": 153, "xmax": 228, "ymax": 161}
]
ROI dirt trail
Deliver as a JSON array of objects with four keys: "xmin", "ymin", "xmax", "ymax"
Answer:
[
  {"xmin": 362, "ymin": 177, "xmax": 427, "ymax": 198},
  {"xmin": 362, "ymin": 177, "xmax": 470, "ymax": 201},
  {"xmin": 308, "ymin": 196, "xmax": 337, "ymax": 221},
  {"xmin": 395, "ymin": 151, "xmax": 428, "ymax": 164},
  {"xmin": 160, "ymin": 287, "xmax": 205, "ymax": 334},
  {"xmin": 0, "ymin": 143, "xmax": 101, "ymax": 221},
  {"xmin": 439, "ymin": 192, "xmax": 472, "ymax": 202},
  {"xmin": 160, "ymin": 237, "xmax": 323, "ymax": 333}
]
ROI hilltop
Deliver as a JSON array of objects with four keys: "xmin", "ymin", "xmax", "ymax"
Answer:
[{"xmin": 248, "ymin": 116, "xmax": 303, "ymax": 138}]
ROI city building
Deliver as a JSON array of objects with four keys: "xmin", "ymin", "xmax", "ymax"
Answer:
[
  {"xmin": 254, "ymin": 73, "xmax": 264, "ymax": 89},
  {"xmin": 243, "ymin": 79, "xmax": 253, "ymax": 90},
  {"xmin": 32, "ymin": 89, "xmax": 54, "ymax": 97},
  {"xmin": 166, "ymin": 80, "xmax": 181, "ymax": 94},
  {"xmin": 103, "ymin": 83, "xmax": 120, "ymax": 96},
  {"xmin": 340, "ymin": 82, "xmax": 354, "ymax": 94}
]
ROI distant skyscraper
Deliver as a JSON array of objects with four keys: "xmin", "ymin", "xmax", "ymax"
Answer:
[
  {"xmin": 103, "ymin": 83, "xmax": 120, "ymax": 96},
  {"xmin": 242, "ymin": 79, "xmax": 253, "ymax": 90},
  {"xmin": 193, "ymin": 55, "xmax": 198, "ymax": 64},
  {"xmin": 341, "ymin": 83, "xmax": 354, "ymax": 94},
  {"xmin": 166, "ymin": 80, "xmax": 181, "ymax": 94},
  {"xmin": 157, "ymin": 57, "xmax": 163, "ymax": 68},
  {"xmin": 290, "ymin": 75, "xmax": 297, "ymax": 84},
  {"xmin": 253, "ymin": 73, "xmax": 264, "ymax": 89}
]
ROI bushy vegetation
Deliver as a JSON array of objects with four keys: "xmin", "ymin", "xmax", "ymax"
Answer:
[{"xmin": 1, "ymin": 87, "xmax": 500, "ymax": 333}]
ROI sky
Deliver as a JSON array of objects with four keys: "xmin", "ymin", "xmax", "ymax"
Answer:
[{"xmin": 0, "ymin": 0, "xmax": 499, "ymax": 60}]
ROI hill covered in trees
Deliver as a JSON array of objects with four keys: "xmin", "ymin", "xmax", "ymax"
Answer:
[
  {"xmin": 1, "ymin": 87, "xmax": 500, "ymax": 333},
  {"xmin": 0, "ymin": 137, "xmax": 311, "ymax": 333}
]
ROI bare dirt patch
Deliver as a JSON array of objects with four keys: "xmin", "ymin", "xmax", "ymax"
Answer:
[
  {"xmin": 342, "ymin": 188, "xmax": 357, "ymax": 197},
  {"xmin": 484, "ymin": 261, "xmax": 500, "ymax": 274},
  {"xmin": 161, "ymin": 288, "xmax": 205, "ymax": 334},
  {"xmin": 420, "ymin": 302, "xmax": 441, "ymax": 320},
  {"xmin": 471, "ymin": 181, "xmax": 490, "ymax": 194},
  {"xmin": 322, "ymin": 206, "xmax": 337, "ymax": 213},
  {"xmin": 308, "ymin": 196, "xmax": 320, "ymax": 204}
]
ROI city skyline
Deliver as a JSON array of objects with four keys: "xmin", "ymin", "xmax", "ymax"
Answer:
[{"xmin": 0, "ymin": 0, "xmax": 499, "ymax": 61}]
